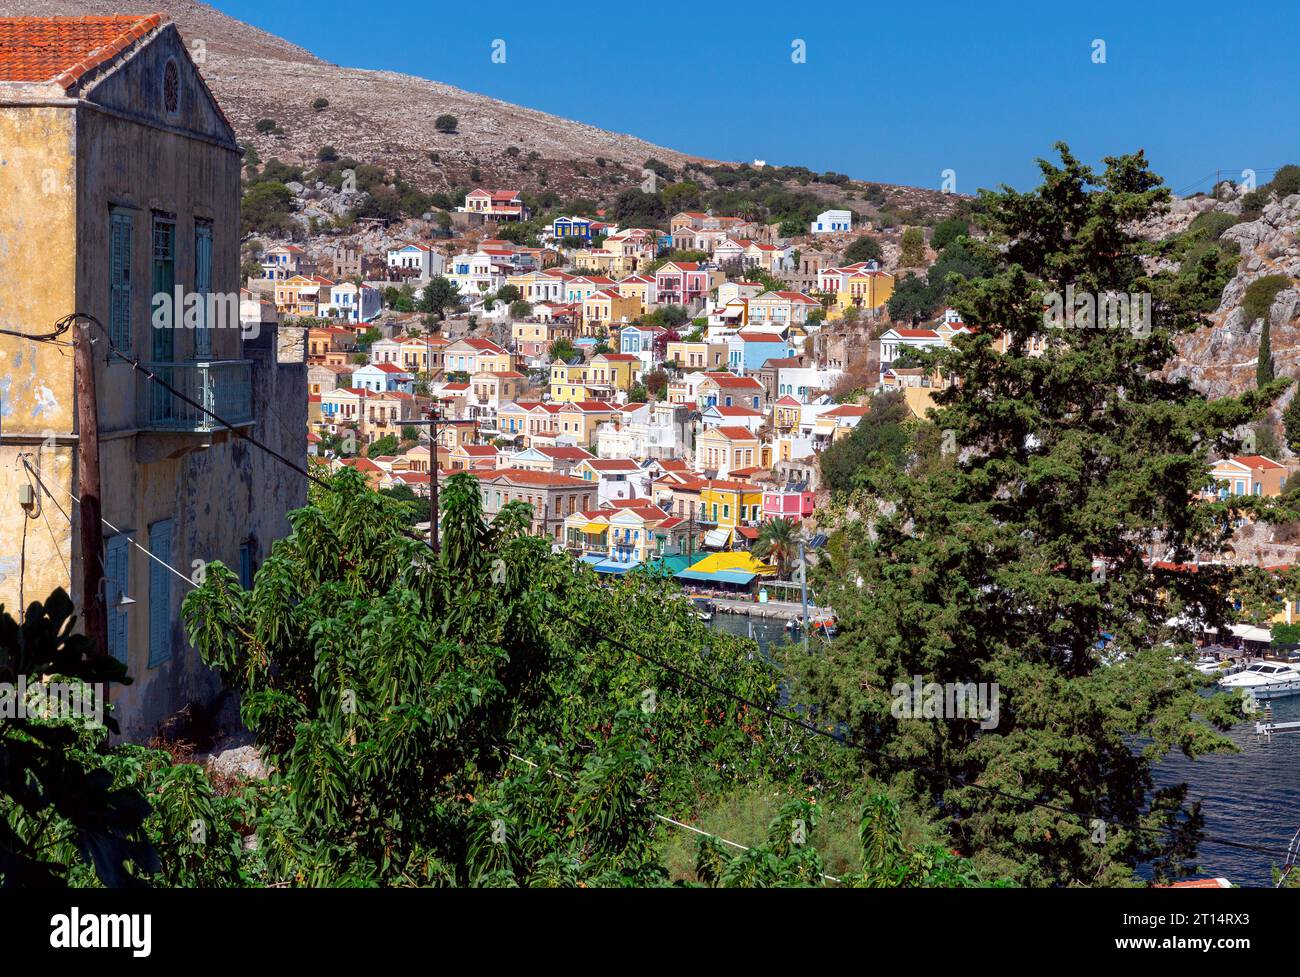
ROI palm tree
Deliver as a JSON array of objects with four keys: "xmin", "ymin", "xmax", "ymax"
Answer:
[{"xmin": 753, "ymin": 517, "xmax": 798, "ymax": 579}]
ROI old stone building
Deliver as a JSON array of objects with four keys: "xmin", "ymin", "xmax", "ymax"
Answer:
[{"xmin": 0, "ymin": 15, "xmax": 305, "ymax": 738}]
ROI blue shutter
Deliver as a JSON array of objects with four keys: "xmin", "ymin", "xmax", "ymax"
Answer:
[
  {"xmin": 148, "ymin": 519, "xmax": 173, "ymax": 667},
  {"xmin": 239, "ymin": 540, "xmax": 254, "ymax": 589},
  {"xmin": 104, "ymin": 534, "xmax": 131, "ymax": 665},
  {"xmin": 110, "ymin": 212, "xmax": 133, "ymax": 351}
]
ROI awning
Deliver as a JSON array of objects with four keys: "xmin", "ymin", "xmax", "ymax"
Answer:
[
  {"xmin": 580, "ymin": 554, "xmax": 604, "ymax": 566},
  {"xmin": 1229, "ymin": 623, "xmax": 1271, "ymax": 643},
  {"xmin": 646, "ymin": 553, "xmax": 692, "ymax": 576},
  {"xmin": 703, "ymin": 528, "xmax": 731, "ymax": 549},
  {"xmin": 593, "ymin": 559, "xmax": 641, "ymax": 575},
  {"xmin": 676, "ymin": 568, "xmax": 757, "ymax": 586},
  {"xmin": 580, "ymin": 524, "xmax": 608, "ymax": 535}
]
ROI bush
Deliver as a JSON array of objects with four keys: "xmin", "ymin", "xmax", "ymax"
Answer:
[
  {"xmin": 900, "ymin": 227, "xmax": 927, "ymax": 266},
  {"xmin": 1186, "ymin": 211, "xmax": 1240, "ymax": 241},
  {"xmin": 1270, "ymin": 163, "xmax": 1300, "ymax": 199},
  {"xmin": 930, "ymin": 217, "xmax": 970, "ymax": 252},
  {"xmin": 843, "ymin": 235, "xmax": 883, "ymax": 263},
  {"xmin": 317, "ymin": 145, "xmax": 339, "ymax": 163},
  {"xmin": 435, "ymin": 114, "xmax": 458, "ymax": 134},
  {"xmin": 312, "ymin": 97, "xmax": 329, "ymax": 111},
  {"xmin": 1243, "ymin": 274, "xmax": 1289, "ymax": 324},
  {"xmin": 255, "ymin": 118, "xmax": 278, "ymax": 134}
]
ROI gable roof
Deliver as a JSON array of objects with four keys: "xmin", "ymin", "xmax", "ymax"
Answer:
[{"xmin": 0, "ymin": 14, "xmax": 163, "ymax": 88}]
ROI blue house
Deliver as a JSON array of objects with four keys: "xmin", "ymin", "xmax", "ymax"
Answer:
[
  {"xmin": 727, "ymin": 331, "xmax": 795, "ymax": 374},
  {"xmin": 552, "ymin": 216, "xmax": 592, "ymax": 241}
]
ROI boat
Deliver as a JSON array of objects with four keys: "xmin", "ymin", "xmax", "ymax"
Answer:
[
  {"xmin": 1218, "ymin": 661, "xmax": 1300, "ymax": 698},
  {"xmin": 691, "ymin": 597, "xmax": 714, "ymax": 622},
  {"xmin": 1194, "ymin": 655, "xmax": 1242, "ymax": 675}
]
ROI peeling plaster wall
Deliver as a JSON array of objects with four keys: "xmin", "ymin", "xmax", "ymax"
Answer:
[{"xmin": 0, "ymin": 105, "xmax": 78, "ymax": 614}]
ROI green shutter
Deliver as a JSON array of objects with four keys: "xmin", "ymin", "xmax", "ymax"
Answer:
[{"xmin": 109, "ymin": 212, "xmax": 133, "ymax": 352}]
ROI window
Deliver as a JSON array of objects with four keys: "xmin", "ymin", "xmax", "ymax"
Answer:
[
  {"xmin": 151, "ymin": 215, "xmax": 176, "ymax": 361},
  {"xmin": 109, "ymin": 211, "xmax": 133, "ymax": 352},
  {"xmin": 162, "ymin": 58, "xmax": 180, "ymax": 115},
  {"xmin": 194, "ymin": 220, "xmax": 213, "ymax": 357},
  {"xmin": 239, "ymin": 539, "xmax": 255, "ymax": 589},
  {"xmin": 147, "ymin": 519, "xmax": 173, "ymax": 667},
  {"xmin": 104, "ymin": 534, "xmax": 131, "ymax": 664}
]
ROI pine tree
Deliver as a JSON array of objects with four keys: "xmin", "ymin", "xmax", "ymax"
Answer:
[
  {"xmin": 786, "ymin": 145, "xmax": 1289, "ymax": 886},
  {"xmin": 1257, "ymin": 317, "xmax": 1274, "ymax": 387}
]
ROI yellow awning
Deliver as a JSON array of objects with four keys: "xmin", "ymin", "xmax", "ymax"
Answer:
[{"xmin": 581, "ymin": 524, "xmax": 608, "ymax": 535}]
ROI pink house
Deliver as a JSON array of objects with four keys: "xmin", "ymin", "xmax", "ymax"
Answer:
[
  {"xmin": 655, "ymin": 261, "xmax": 711, "ymax": 306},
  {"xmin": 762, "ymin": 488, "xmax": 816, "ymax": 521}
]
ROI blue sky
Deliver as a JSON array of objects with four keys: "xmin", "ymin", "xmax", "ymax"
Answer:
[{"xmin": 212, "ymin": 0, "xmax": 1298, "ymax": 195}]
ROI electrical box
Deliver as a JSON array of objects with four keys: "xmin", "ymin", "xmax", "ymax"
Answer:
[{"xmin": 18, "ymin": 483, "xmax": 35, "ymax": 506}]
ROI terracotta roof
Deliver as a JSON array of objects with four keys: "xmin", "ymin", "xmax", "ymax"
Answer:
[
  {"xmin": 581, "ymin": 459, "xmax": 640, "ymax": 472},
  {"xmin": 536, "ymin": 446, "xmax": 593, "ymax": 461},
  {"xmin": 1231, "ymin": 455, "xmax": 1285, "ymax": 470},
  {"xmin": 0, "ymin": 14, "xmax": 163, "ymax": 88},
  {"xmin": 711, "ymin": 426, "xmax": 760, "ymax": 442},
  {"xmin": 482, "ymin": 468, "xmax": 588, "ymax": 487}
]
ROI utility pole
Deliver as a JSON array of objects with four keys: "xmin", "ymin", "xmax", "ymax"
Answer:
[
  {"xmin": 797, "ymin": 537, "xmax": 809, "ymax": 656},
  {"xmin": 74, "ymin": 321, "xmax": 107, "ymax": 659},
  {"xmin": 409, "ymin": 407, "xmax": 453, "ymax": 551}
]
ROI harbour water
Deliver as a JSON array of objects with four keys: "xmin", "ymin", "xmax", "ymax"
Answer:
[{"xmin": 710, "ymin": 614, "xmax": 1300, "ymax": 886}]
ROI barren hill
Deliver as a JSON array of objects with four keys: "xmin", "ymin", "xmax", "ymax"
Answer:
[{"xmin": 0, "ymin": 0, "xmax": 707, "ymax": 193}]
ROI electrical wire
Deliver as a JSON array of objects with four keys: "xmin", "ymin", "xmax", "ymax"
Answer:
[
  {"xmin": 549, "ymin": 606, "xmax": 1300, "ymax": 866},
  {"xmin": 25, "ymin": 311, "xmax": 1297, "ymax": 877}
]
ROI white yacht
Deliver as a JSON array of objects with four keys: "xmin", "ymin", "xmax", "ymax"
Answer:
[{"xmin": 1218, "ymin": 661, "xmax": 1300, "ymax": 698}]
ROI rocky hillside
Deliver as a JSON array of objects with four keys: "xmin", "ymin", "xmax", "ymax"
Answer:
[
  {"xmin": 1147, "ymin": 183, "xmax": 1300, "ymax": 419},
  {"xmin": 4, "ymin": 0, "xmax": 961, "ymax": 219}
]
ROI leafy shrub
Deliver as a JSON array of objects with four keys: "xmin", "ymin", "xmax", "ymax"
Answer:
[{"xmin": 1243, "ymin": 274, "xmax": 1289, "ymax": 323}]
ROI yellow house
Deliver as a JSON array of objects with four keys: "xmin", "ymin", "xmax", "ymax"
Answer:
[
  {"xmin": 583, "ymin": 289, "xmax": 641, "ymax": 330},
  {"xmin": 666, "ymin": 340, "xmax": 729, "ymax": 371},
  {"xmin": 829, "ymin": 269, "xmax": 894, "ymax": 317},
  {"xmin": 695, "ymin": 426, "xmax": 763, "ymax": 478},
  {"xmin": 275, "ymin": 274, "xmax": 335, "ymax": 316},
  {"xmin": 699, "ymin": 479, "xmax": 765, "ymax": 534},
  {"xmin": 616, "ymin": 274, "xmax": 656, "ymax": 314},
  {"xmin": 587, "ymin": 353, "xmax": 642, "ymax": 395},
  {"xmin": 771, "ymin": 395, "xmax": 802, "ymax": 434},
  {"xmin": 556, "ymin": 401, "xmax": 619, "ymax": 446},
  {"xmin": 550, "ymin": 359, "xmax": 590, "ymax": 402}
]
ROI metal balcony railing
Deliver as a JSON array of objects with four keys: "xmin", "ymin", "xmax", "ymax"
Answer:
[{"xmin": 144, "ymin": 360, "xmax": 254, "ymax": 432}]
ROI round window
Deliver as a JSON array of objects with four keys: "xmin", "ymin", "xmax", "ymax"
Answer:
[{"xmin": 163, "ymin": 59, "xmax": 180, "ymax": 114}]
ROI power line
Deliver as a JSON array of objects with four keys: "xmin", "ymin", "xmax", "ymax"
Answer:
[
  {"xmin": 504, "ymin": 751, "xmax": 842, "ymax": 883},
  {"xmin": 550, "ymin": 606, "xmax": 1299, "ymax": 866},
  {"xmin": 49, "ymin": 313, "xmax": 1295, "ymax": 875},
  {"xmin": 22, "ymin": 457, "xmax": 195, "ymax": 589}
]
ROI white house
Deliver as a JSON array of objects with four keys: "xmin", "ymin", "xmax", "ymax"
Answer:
[
  {"xmin": 324, "ymin": 281, "xmax": 381, "ymax": 324},
  {"xmin": 811, "ymin": 209, "xmax": 853, "ymax": 235},
  {"xmin": 387, "ymin": 243, "xmax": 445, "ymax": 278},
  {"xmin": 351, "ymin": 362, "xmax": 415, "ymax": 394}
]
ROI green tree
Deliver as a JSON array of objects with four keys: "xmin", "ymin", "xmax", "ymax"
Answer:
[
  {"xmin": 817, "ymin": 392, "xmax": 911, "ymax": 493},
  {"xmin": 1285, "ymin": 393, "xmax": 1300, "ymax": 453},
  {"xmin": 549, "ymin": 338, "xmax": 577, "ymax": 362},
  {"xmin": 419, "ymin": 276, "xmax": 461, "ymax": 317},
  {"xmin": 1258, "ymin": 316, "xmax": 1274, "ymax": 387},
  {"xmin": 182, "ymin": 469, "xmax": 786, "ymax": 886},
  {"xmin": 753, "ymin": 518, "xmax": 799, "ymax": 579},
  {"xmin": 435, "ymin": 114, "xmax": 458, "ymax": 134},
  {"xmin": 929, "ymin": 217, "xmax": 970, "ymax": 252},
  {"xmin": 786, "ymin": 145, "xmax": 1281, "ymax": 887},
  {"xmin": 367, "ymin": 434, "xmax": 400, "ymax": 458},
  {"xmin": 900, "ymin": 227, "xmax": 927, "ymax": 266},
  {"xmin": 843, "ymin": 235, "xmax": 883, "ymax": 264}
]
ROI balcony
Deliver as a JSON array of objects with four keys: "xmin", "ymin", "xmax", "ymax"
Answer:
[{"xmin": 144, "ymin": 360, "xmax": 254, "ymax": 432}]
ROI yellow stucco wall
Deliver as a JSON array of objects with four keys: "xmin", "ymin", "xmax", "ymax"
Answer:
[{"xmin": 0, "ymin": 106, "xmax": 78, "ymax": 614}]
